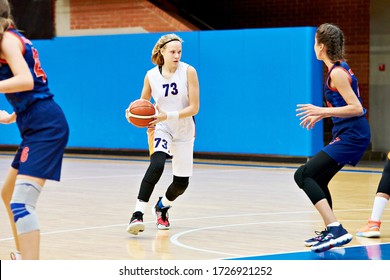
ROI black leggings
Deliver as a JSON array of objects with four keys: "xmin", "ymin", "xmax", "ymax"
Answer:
[
  {"xmin": 294, "ymin": 151, "xmax": 343, "ymax": 207},
  {"xmin": 137, "ymin": 152, "xmax": 190, "ymax": 202},
  {"xmin": 137, "ymin": 152, "xmax": 167, "ymax": 202},
  {"xmin": 377, "ymin": 157, "xmax": 390, "ymax": 196}
]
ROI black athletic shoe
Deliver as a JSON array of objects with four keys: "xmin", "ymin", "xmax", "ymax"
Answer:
[
  {"xmin": 127, "ymin": 211, "xmax": 145, "ymax": 235},
  {"xmin": 153, "ymin": 197, "xmax": 171, "ymax": 230}
]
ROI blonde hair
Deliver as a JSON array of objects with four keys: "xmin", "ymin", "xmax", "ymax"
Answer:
[
  {"xmin": 151, "ymin": 33, "xmax": 183, "ymax": 66},
  {"xmin": 0, "ymin": 0, "xmax": 15, "ymax": 41}
]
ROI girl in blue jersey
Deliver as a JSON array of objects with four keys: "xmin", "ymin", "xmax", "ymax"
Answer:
[
  {"xmin": 0, "ymin": 0, "xmax": 69, "ymax": 259},
  {"xmin": 294, "ymin": 23, "xmax": 371, "ymax": 253}
]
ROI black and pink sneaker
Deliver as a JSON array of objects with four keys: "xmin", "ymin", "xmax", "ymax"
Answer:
[{"xmin": 127, "ymin": 211, "xmax": 145, "ymax": 235}]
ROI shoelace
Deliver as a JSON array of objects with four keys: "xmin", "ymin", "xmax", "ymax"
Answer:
[
  {"xmin": 314, "ymin": 229, "xmax": 328, "ymax": 240},
  {"xmin": 159, "ymin": 207, "xmax": 169, "ymax": 222}
]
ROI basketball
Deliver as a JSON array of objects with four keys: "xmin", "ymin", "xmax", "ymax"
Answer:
[{"xmin": 126, "ymin": 99, "xmax": 156, "ymax": 128}]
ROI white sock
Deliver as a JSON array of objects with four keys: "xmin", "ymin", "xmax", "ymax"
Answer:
[
  {"xmin": 370, "ymin": 196, "xmax": 388, "ymax": 221},
  {"xmin": 327, "ymin": 222, "xmax": 340, "ymax": 227},
  {"xmin": 161, "ymin": 195, "xmax": 172, "ymax": 208},
  {"xmin": 134, "ymin": 199, "xmax": 148, "ymax": 213}
]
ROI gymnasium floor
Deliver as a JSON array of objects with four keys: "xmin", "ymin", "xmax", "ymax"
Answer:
[{"xmin": 0, "ymin": 153, "xmax": 389, "ymax": 261}]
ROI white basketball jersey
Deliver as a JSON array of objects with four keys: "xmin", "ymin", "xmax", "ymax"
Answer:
[
  {"xmin": 148, "ymin": 61, "xmax": 189, "ymax": 111},
  {"xmin": 147, "ymin": 61, "xmax": 195, "ymax": 140}
]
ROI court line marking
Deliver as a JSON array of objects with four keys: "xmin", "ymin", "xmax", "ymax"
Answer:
[
  {"xmin": 0, "ymin": 163, "xmax": 380, "ymax": 184},
  {"xmin": 0, "ymin": 210, "xmax": 387, "ymax": 242},
  {"xmin": 0, "ymin": 155, "xmax": 386, "ymax": 258},
  {"xmin": 1, "ymin": 205, "xmax": 388, "ymax": 258},
  {"xmin": 169, "ymin": 218, "xmax": 390, "ymax": 257},
  {"xmin": 0, "ymin": 153, "xmax": 384, "ymax": 174}
]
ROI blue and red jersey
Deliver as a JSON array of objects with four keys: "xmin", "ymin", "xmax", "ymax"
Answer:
[
  {"xmin": 322, "ymin": 61, "xmax": 370, "ymax": 166},
  {"xmin": 324, "ymin": 61, "xmax": 366, "ymax": 124},
  {"xmin": 0, "ymin": 28, "xmax": 53, "ymax": 113}
]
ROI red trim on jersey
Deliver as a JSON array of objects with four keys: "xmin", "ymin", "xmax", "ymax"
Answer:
[
  {"xmin": 0, "ymin": 30, "xmax": 27, "ymax": 64},
  {"xmin": 326, "ymin": 66, "xmax": 352, "ymax": 91}
]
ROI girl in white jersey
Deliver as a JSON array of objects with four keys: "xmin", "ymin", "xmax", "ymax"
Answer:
[{"xmin": 126, "ymin": 34, "xmax": 200, "ymax": 235}]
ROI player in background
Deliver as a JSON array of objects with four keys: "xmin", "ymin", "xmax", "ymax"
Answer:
[
  {"xmin": 0, "ymin": 0, "xmax": 69, "ymax": 259},
  {"xmin": 294, "ymin": 23, "xmax": 371, "ymax": 253},
  {"xmin": 356, "ymin": 152, "xmax": 390, "ymax": 237},
  {"xmin": 126, "ymin": 33, "xmax": 200, "ymax": 235}
]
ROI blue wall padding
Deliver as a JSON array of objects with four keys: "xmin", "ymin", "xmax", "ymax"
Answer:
[{"xmin": 0, "ymin": 27, "xmax": 323, "ymax": 157}]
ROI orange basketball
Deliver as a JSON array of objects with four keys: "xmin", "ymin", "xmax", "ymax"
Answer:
[{"xmin": 126, "ymin": 99, "xmax": 156, "ymax": 128}]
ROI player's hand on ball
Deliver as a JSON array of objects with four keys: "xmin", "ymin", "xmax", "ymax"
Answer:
[
  {"xmin": 149, "ymin": 105, "xmax": 166, "ymax": 126},
  {"xmin": 125, "ymin": 108, "xmax": 131, "ymax": 123}
]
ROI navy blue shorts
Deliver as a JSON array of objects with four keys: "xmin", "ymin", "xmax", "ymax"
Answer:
[
  {"xmin": 12, "ymin": 98, "xmax": 69, "ymax": 181},
  {"xmin": 323, "ymin": 116, "xmax": 370, "ymax": 166}
]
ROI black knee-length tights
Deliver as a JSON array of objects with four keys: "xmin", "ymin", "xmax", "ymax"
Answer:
[{"xmin": 294, "ymin": 151, "xmax": 344, "ymax": 208}]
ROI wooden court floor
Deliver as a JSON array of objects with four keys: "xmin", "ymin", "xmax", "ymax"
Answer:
[{"xmin": 0, "ymin": 153, "xmax": 389, "ymax": 260}]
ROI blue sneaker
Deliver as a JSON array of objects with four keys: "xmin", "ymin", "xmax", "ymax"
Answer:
[
  {"xmin": 304, "ymin": 229, "xmax": 328, "ymax": 247},
  {"xmin": 311, "ymin": 224, "xmax": 353, "ymax": 253}
]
